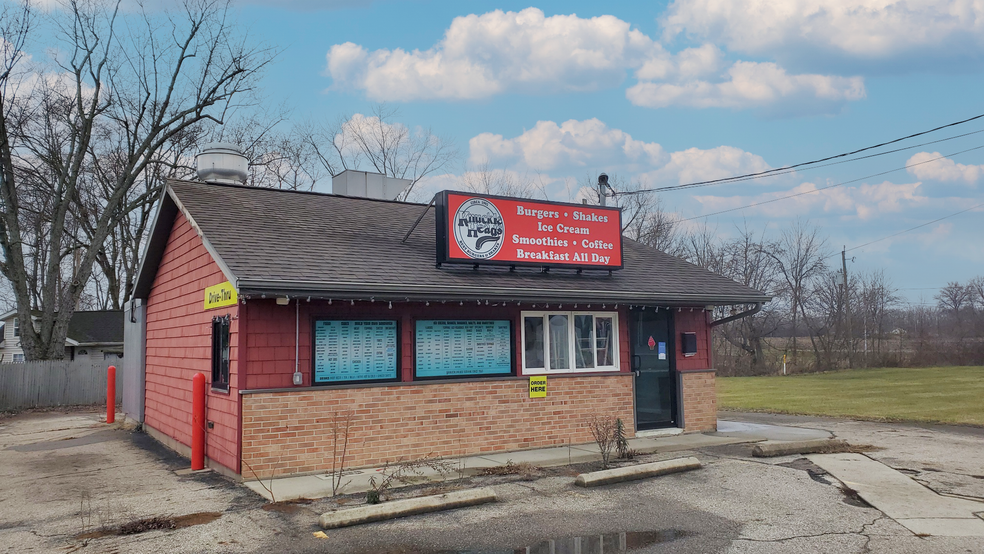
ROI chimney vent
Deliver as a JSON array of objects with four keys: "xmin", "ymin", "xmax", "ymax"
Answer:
[
  {"xmin": 196, "ymin": 143, "xmax": 248, "ymax": 185},
  {"xmin": 332, "ymin": 170, "xmax": 411, "ymax": 200}
]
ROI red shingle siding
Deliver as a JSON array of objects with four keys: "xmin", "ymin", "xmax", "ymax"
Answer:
[
  {"xmin": 144, "ymin": 212, "xmax": 240, "ymax": 473},
  {"xmin": 675, "ymin": 309, "xmax": 712, "ymax": 371},
  {"xmin": 240, "ymin": 374, "xmax": 634, "ymax": 479}
]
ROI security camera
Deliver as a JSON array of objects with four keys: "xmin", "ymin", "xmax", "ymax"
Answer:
[{"xmin": 598, "ymin": 173, "xmax": 608, "ymax": 185}]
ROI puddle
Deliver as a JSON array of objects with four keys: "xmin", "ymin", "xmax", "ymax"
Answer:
[
  {"xmin": 371, "ymin": 530, "xmax": 696, "ymax": 554},
  {"xmin": 839, "ymin": 487, "xmax": 872, "ymax": 508},
  {"xmin": 778, "ymin": 458, "xmax": 831, "ymax": 485},
  {"xmin": 75, "ymin": 512, "xmax": 221, "ymax": 539}
]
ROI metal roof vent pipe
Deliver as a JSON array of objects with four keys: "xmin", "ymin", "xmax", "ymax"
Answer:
[{"xmin": 196, "ymin": 142, "xmax": 248, "ymax": 185}]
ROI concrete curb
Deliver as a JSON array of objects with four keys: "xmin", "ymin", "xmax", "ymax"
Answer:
[
  {"xmin": 752, "ymin": 439, "xmax": 848, "ymax": 458},
  {"xmin": 319, "ymin": 487, "xmax": 497, "ymax": 529},
  {"xmin": 574, "ymin": 456, "xmax": 702, "ymax": 487}
]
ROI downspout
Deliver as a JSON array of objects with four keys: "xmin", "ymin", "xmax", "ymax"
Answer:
[{"xmin": 710, "ymin": 302, "xmax": 763, "ymax": 328}]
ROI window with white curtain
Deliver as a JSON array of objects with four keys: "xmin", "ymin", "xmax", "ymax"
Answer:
[{"xmin": 521, "ymin": 311, "xmax": 618, "ymax": 374}]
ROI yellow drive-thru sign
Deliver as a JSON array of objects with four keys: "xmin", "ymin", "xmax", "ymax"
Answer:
[
  {"xmin": 529, "ymin": 376, "xmax": 547, "ymax": 398},
  {"xmin": 204, "ymin": 281, "xmax": 237, "ymax": 310}
]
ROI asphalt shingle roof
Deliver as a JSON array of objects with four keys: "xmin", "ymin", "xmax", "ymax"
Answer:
[
  {"xmin": 67, "ymin": 311, "xmax": 124, "ymax": 344},
  {"xmin": 160, "ymin": 180, "xmax": 769, "ymax": 305}
]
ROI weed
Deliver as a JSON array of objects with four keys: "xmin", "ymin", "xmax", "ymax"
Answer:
[
  {"xmin": 586, "ymin": 413, "xmax": 619, "ymax": 469},
  {"xmin": 367, "ymin": 455, "xmax": 456, "ymax": 503},
  {"xmin": 328, "ymin": 411, "xmax": 354, "ymax": 496},
  {"xmin": 479, "ymin": 460, "xmax": 542, "ymax": 478}
]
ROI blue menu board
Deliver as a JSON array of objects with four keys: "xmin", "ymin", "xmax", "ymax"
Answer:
[
  {"xmin": 415, "ymin": 320, "xmax": 512, "ymax": 377},
  {"xmin": 313, "ymin": 320, "xmax": 397, "ymax": 383}
]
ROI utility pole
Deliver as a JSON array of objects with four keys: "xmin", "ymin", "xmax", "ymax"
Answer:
[{"xmin": 842, "ymin": 247, "xmax": 853, "ymax": 368}]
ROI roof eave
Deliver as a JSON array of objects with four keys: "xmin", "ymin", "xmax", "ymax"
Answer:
[
  {"xmin": 236, "ymin": 279, "xmax": 771, "ymax": 306},
  {"xmin": 132, "ymin": 182, "xmax": 241, "ymax": 300}
]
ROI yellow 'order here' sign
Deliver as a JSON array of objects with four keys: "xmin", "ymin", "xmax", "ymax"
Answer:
[
  {"xmin": 529, "ymin": 376, "xmax": 546, "ymax": 398},
  {"xmin": 204, "ymin": 281, "xmax": 237, "ymax": 310}
]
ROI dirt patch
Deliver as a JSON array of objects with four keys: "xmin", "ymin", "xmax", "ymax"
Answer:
[
  {"xmin": 262, "ymin": 498, "xmax": 313, "ymax": 514},
  {"xmin": 814, "ymin": 442, "xmax": 882, "ymax": 454},
  {"xmin": 478, "ymin": 460, "xmax": 542, "ymax": 478},
  {"xmin": 75, "ymin": 512, "xmax": 222, "ymax": 540}
]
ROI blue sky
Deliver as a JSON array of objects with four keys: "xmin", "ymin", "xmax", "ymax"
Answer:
[{"xmin": 33, "ymin": 1, "xmax": 984, "ymax": 303}]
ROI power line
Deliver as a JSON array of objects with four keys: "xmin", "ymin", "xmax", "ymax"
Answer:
[
  {"xmin": 845, "ymin": 201, "xmax": 984, "ymax": 253},
  {"xmin": 642, "ymin": 127, "xmax": 984, "ymax": 194},
  {"xmin": 615, "ymin": 112, "xmax": 984, "ymax": 195},
  {"xmin": 678, "ymin": 144, "xmax": 984, "ymax": 222}
]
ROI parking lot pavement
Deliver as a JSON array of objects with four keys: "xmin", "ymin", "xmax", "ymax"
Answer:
[
  {"xmin": 0, "ymin": 409, "xmax": 286, "ymax": 554},
  {"xmin": 721, "ymin": 411, "xmax": 984, "ymax": 501},
  {"xmin": 3, "ymin": 409, "xmax": 983, "ymax": 553}
]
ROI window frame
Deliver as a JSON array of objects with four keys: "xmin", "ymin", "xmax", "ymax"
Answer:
[
  {"xmin": 211, "ymin": 314, "xmax": 231, "ymax": 392},
  {"xmin": 12, "ymin": 317, "xmax": 19, "ymax": 337},
  {"xmin": 413, "ymin": 319, "xmax": 514, "ymax": 380},
  {"xmin": 520, "ymin": 310, "xmax": 620, "ymax": 375},
  {"xmin": 310, "ymin": 318, "xmax": 401, "ymax": 386}
]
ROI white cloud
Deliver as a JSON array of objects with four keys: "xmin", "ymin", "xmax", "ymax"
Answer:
[
  {"xmin": 641, "ymin": 145, "xmax": 771, "ymax": 185},
  {"xmin": 326, "ymin": 8, "xmax": 661, "ymax": 101},
  {"xmin": 693, "ymin": 179, "xmax": 926, "ymax": 219},
  {"xmin": 627, "ymin": 61, "xmax": 865, "ymax": 111},
  {"xmin": 468, "ymin": 118, "xmax": 667, "ymax": 172},
  {"xmin": 325, "ymin": 7, "xmax": 865, "ymax": 113},
  {"xmin": 906, "ymin": 151, "xmax": 983, "ymax": 184},
  {"xmin": 663, "ymin": 0, "xmax": 984, "ymax": 68}
]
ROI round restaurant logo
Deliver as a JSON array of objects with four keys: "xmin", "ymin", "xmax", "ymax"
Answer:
[{"xmin": 453, "ymin": 198, "xmax": 504, "ymax": 260}]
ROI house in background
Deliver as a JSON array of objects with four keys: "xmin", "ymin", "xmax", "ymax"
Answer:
[{"xmin": 0, "ymin": 310, "xmax": 125, "ymax": 363}]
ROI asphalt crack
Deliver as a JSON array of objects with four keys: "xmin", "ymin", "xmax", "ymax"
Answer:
[{"xmin": 733, "ymin": 514, "xmax": 886, "ymax": 553}]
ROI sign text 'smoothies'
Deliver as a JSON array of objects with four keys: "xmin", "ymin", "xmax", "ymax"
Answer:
[{"xmin": 435, "ymin": 191, "xmax": 623, "ymax": 269}]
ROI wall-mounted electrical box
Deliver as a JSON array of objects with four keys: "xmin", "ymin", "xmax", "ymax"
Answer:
[{"xmin": 682, "ymin": 332, "xmax": 698, "ymax": 357}]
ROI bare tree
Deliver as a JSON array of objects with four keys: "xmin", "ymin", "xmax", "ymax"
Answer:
[
  {"xmin": 713, "ymin": 225, "xmax": 782, "ymax": 373},
  {"xmin": 302, "ymin": 104, "xmax": 457, "ymax": 201},
  {"xmin": 458, "ymin": 161, "xmax": 546, "ymax": 199},
  {"xmin": 762, "ymin": 221, "xmax": 829, "ymax": 369},
  {"xmin": 677, "ymin": 223, "xmax": 723, "ymax": 274},
  {"xmin": 0, "ymin": 0, "xmax": 273, "ymax": 359}
]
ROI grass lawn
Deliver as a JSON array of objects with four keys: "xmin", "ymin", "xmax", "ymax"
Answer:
[{"xmin": 718, "ymin": 366, "xmax": 984, "ymax": 426}]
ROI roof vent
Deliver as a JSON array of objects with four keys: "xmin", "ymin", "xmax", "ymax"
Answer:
[
  {"xmin": 332, "ymin": 170, "xmax": 411, "ymax": 200},
  {"xmin": 196, "ymin": 142, "xmax": 248, "ymax": 185}
]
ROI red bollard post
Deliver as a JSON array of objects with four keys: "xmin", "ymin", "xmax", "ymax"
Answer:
[
  {"xmin": 191, "ymin": 373, "xmax": 206, "ymax": 470},
  {"xmin": 106, "ymin": 366, "xmax": 116, "ymax": 424}
]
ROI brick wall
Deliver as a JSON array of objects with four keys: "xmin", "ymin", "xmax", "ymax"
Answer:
[
  {"xmin": 240, "ymin": 374, "xmax": 634, "ymax": 479},
  {"xmin": 680, "ymin": 371, "xmax": 716, "ymax": 432},
  {"xmin": 144, "ymin": 212, "xmax": 240, "ymax": 473}
]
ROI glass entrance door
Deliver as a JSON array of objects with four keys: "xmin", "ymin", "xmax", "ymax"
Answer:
[{"xmin": 631, "ymin": 309, "xmax": 676, "ymax": 429}]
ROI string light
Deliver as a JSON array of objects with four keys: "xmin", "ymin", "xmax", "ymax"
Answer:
[{"xmin": 388, "ymin": 301, "xmax": 392, "ymax": 309}]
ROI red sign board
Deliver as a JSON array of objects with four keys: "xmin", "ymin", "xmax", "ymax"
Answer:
[{"xmin": 435, "ymin": 191, "xmax": 623, "ymax": 270}]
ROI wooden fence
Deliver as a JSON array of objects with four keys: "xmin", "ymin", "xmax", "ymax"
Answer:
[{"xmin": 0, "ymin": 360, "xmax": 122, "ymax": 411}]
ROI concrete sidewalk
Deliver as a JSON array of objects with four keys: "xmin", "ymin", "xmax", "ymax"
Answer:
[
  {"xmin": 810, "ymin": 452, "xmax": 984, "ymax": 537},
  {"xmin": 245, "ymin": 421, "xmax": 776, "ymax": 501}
]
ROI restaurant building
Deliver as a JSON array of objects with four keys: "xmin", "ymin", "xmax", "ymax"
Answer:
[{"xmin": 125, "ymin": 164, "xmax": 768, "ymax": 480}]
